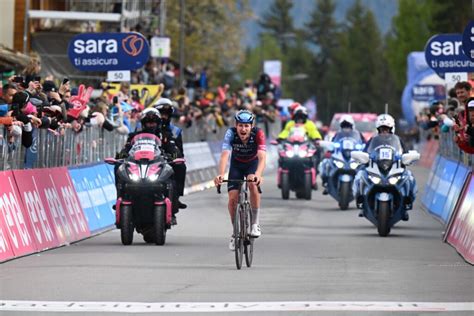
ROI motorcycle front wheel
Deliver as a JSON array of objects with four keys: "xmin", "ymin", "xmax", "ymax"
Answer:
[
  {"xmin": 120, "ymin": 205, "xmax": 134, "ymax": 245},
  {"xmin": 377, "ymin": 201, "xmax": 391, "ymax": 237},
  {"xmin": 154, "ymin": 205, "xmax": 167, "ymax": 245},
  {"xmin": 281, "ymin": 173, "xmax": 290, "ymax": 200},
  {"xmin": 338, "ymin": 182, "xmax": 351, "ymax": 210}
]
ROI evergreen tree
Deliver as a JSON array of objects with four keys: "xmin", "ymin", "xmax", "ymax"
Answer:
[
  {"xmin": 385, "ymin": 0, "xmax": 431, "ymax": 92},
  {"xmin": 328, "ymin": 0, "xmax": 387, "ymax": 116},
  {"xmin": 429, "ymin": 0, "xmax": 471, "ymax": 34},
  {"xmin": 304, "ymin": 0, "xmax": 339, "ymax": 119},
  {"xmin": 259, "ymin": 0, "xmax": 295, "ymax": 53}
]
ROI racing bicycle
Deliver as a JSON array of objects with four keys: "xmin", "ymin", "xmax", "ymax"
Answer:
[{"xmin": 217, "ymin": 178, "xmax": 262, "ymax": 270}]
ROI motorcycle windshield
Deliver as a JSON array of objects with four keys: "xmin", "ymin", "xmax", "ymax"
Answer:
[
  {"xmin": 367, "ymin": 135, "xmax": 402, "ymax": 173},
  {"xmin": 367, "ymin": 134, "xmax": 403, "ymax": 155},
  {"xmin": 288, "ymin": 125, "xmax": 308, "ymax": 143},
  {"xmin": 129, "ymin": 133, "xmax": 162, "ymax": 161},
  {"xmin": 333, "ymin": 130, "xmax": 363, "ymax": 143}
]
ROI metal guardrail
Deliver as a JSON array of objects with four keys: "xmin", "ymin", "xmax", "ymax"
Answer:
[
  {"xmin": 1, "ymin": 125, "xmax": 127, "ymax": 170},
  {"xmin": 0, "ymin": 117, "xmax": 282, "ymax": 171},
  {"xmin": 438, "ymin": 129, "xmax": 473, "ymax": 168}
]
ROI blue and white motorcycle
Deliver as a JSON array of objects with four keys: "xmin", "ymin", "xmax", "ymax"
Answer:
[
  {"xmin": 320, "ymin": 133, "xmax": 365, "ymax": 210},
  {"xmin": 351, "ymin": 134, "xmax": 420, "ymax": 237}
]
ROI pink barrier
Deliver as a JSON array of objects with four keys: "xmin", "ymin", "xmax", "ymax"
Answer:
[
  {"xmin": 445, "ymin": 173, "xmax": 474, "ymax": 265},
  {"xmin": 0, "ymin": 168, "xmax": 92, "ymax": 262},
  {"xmin": 0, "ymin": 171, "xmax": 37, "ymax": 261},
  {"xmin": 419, "ymin": 140, "xmax": 439, "ymax": 168},
  {"xmin": 13, "ymin": 168, "xmax": 90, "ymax": 250}
]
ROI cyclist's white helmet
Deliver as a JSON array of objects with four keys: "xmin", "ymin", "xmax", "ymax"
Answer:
[
  {"xmin": 376, "ymin": 114, "xmax": 395, "ymax": 133},
  {"xmin": 339, "ymin": 114, "xmax": 355, "ymax": 128}
]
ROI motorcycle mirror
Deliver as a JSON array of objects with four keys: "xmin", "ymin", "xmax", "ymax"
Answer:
[
  {"xmin": 351, "ymin": 151, "xmax": 369, "ymax": 164},
  {"xmin": 104, "ymin": 157, "xmax": 117, "ymax": 165},
  {"xmin": 401, "ymin": 151, "xmax": 420, "ymax": 165},
  {"xmin": 270, "ymin": 140, "xmax": 278, "ymax": 145}
]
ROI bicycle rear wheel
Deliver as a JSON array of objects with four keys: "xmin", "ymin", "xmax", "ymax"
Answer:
[
  {"xmin": 234, "ymin": 204, "xmax": 244, "ymax": 270},
  {"xmin": 244, "ymin": 203, "xmax": 254, "ymax": 267}
]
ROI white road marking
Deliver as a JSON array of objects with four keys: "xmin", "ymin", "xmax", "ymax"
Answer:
[{"xmin": 0, "ymin": 300, "xmax": 473, "ymax": 313}]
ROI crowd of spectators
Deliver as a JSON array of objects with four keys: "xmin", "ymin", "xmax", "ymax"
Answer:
[
  {"xmin": 416, "ymin": 81, "xmax": 474, "ymax": 154},
  {"xmin": 0, "ymin": 56, "xmax": 283, "ymax": 167}
]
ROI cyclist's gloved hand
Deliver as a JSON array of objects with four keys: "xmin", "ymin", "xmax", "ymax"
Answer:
[
  {"xmin": 253, "ymin": 175, "xmax": 262, "ymax": 186},
  {"xmin": 214, "ymin": 175, "xmax": 224, "ymax": 186}
]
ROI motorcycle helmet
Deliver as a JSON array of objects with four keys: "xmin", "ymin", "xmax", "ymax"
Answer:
[
  {"xmin": 339, "ymin": 114, "xmax": 354, "ymax": 129},
  {"xmin": 293, "ymin": 106, "xmax": 308, "ymax": 124},
  {"xmin": 235, "ymin": 109, "xmax": 254, "ymax": 124},
  {"xmin": 289, "ymin": 102, "xmax": 301, "ymax": 119},
  {"xmin": 375, "ymin": 114, "xmax": 395, "ymax": 134},
  {"xmin": 140, "ymin": 108, "xmax": 161, "ymax": 133},
  {"xmin": 154, "ymin": 98, "xmax": 174, "ymax": 124}
]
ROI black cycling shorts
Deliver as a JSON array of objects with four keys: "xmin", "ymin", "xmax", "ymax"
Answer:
[{"xmin": 227, "ymin": 158, "xmax": 258, "ymax": 192}]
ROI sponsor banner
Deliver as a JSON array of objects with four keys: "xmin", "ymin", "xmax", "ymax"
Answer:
[
  {"xmin": 264, "ymin": 60, "xmax": 282, "ymax": 86},
  {"xmin": 68, "ymin": 32, "xmax": 150, "ymax": 71},
  {"xmin": 461, "ymin": 20, "xmax": 474, "ymax": 61},
  {"xmin": 446, "ymin": 173, "xmax": 474, "ymax": 264},
  {"xmin": 0, "ymin": 171, "xmax": 37, "ymax": 260},
  {"xmin": 93, "ymin": 164, "xmax": 117, "ymax": 210},
  {"xmin": 183, "ymin": 142, "xmax": 216, "ymax": 172},
  {"xmin": 68, "ymin": 164, "xmax": 115, "ymax": 231},
  {"xmin": 421, "ymin": 155, "xmax": 442, "ymax": 210},
  {"xmin": 429, "ymin": 158, "xmax": 458, "ymax": 222},
  {"xmin": 68, "ymin": 168, "xmax": 102, "ymax": 232},
  {"xmin": 49, "ymin": 168, "xmax": 91, "ymax": 240},
  {"xmin": 13, "ymin": 168, "xmax": 91, "ymax": 248},
  {"xmin": 0, "ymin": 212, "xmax": 15, "ymax": 262},
  {"xmin": 11, "ymin": 169, "xmax": 60, "ymax": 251},
  {"xmin": 441, "ymin": 163, "xmax": 470, "ymax": 222},
  {"xmin": 424, "ymin": 33, "xmax": 474, "ymax": 76}
]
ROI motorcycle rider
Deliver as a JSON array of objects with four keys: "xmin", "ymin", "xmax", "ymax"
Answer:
[
  {"xmin": 115, "ymin": 107, "xmax": 181, "ymax": 225},
  {"xmin": 353, "ymin": 114, "xmax": 417, "ymax": 220},
  {"xmin": 154, "ymin": 98, "xmax": 187, "ymax": 210},
  {"xmin": 277, "ymin": 106, "xmax": 322, "ymax": 181},
  {"xmin": 320, "ymin": 114, "xmax": 366, "ymax": 195}
]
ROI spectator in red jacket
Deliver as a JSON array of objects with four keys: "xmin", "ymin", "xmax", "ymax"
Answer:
[{"xmin": 453, "ymin": 97, "xmax": 474, "ymax": 154}]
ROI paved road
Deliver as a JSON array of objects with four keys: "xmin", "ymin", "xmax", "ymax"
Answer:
[{"xmin": 1, "ymin": 166, "xmax": 473, "ymax": 315}]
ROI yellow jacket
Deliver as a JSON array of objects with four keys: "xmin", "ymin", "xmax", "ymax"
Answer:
[{"xmin": 278, "ymin": 120, "xmax": 322, "ymax": 140}]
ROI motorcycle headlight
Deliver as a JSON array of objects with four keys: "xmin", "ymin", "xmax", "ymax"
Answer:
[
  {"xmin": 350, "ymin": 162, "xmax": 359, "ymax": 170},
  {"xmin": 298, "ymin": 150, "xmax": 307, "ymax": 158},
  {"xmin": 148, "ymin": 174, "xmax": 159, "ymax": 182},
  {"xmin": 368, "ymin": 174, "xmax": 381, "ymax": 184},
  {"xmin": 286, "ymin": 150, "xmax": 295, "ymax": 158},
  {"xmin": 333, "ymin": 160, "xmax": 345, "ymax": 169},
  {"xmin": 129, "ymin": 173, "xmax": 140, "ymax": 182},
  {"xmin": 388, "ymin": 176, "xmax": 401, "ymax": 185}
]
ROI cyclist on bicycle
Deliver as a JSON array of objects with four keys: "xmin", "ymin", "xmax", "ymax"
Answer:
[{"xmin": 214, "ymin": 110, "xmax": 266, "ymax": 250}]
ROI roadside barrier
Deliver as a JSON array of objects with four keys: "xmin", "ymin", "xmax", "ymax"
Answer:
[
  {"xmin": 444, "ymin": 173, "xmax": 474, "ymax": 265},
  {"xmin": 421, "ymin": 154, "xmax": 473, "ymax": 264}
]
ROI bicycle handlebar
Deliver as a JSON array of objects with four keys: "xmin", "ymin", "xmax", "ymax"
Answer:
[{"xmin": 216, "ymin": 179, "xmax": 262, "ymax": 194}]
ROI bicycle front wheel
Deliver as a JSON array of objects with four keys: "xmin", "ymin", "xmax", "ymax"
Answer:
[
  {"xmin": 234, "ymin": 204, "xmax": 244, "ymax": 270},
  {"xmin": 244, "ymin": 204, "xmax": 254, "ymax": 267}
]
